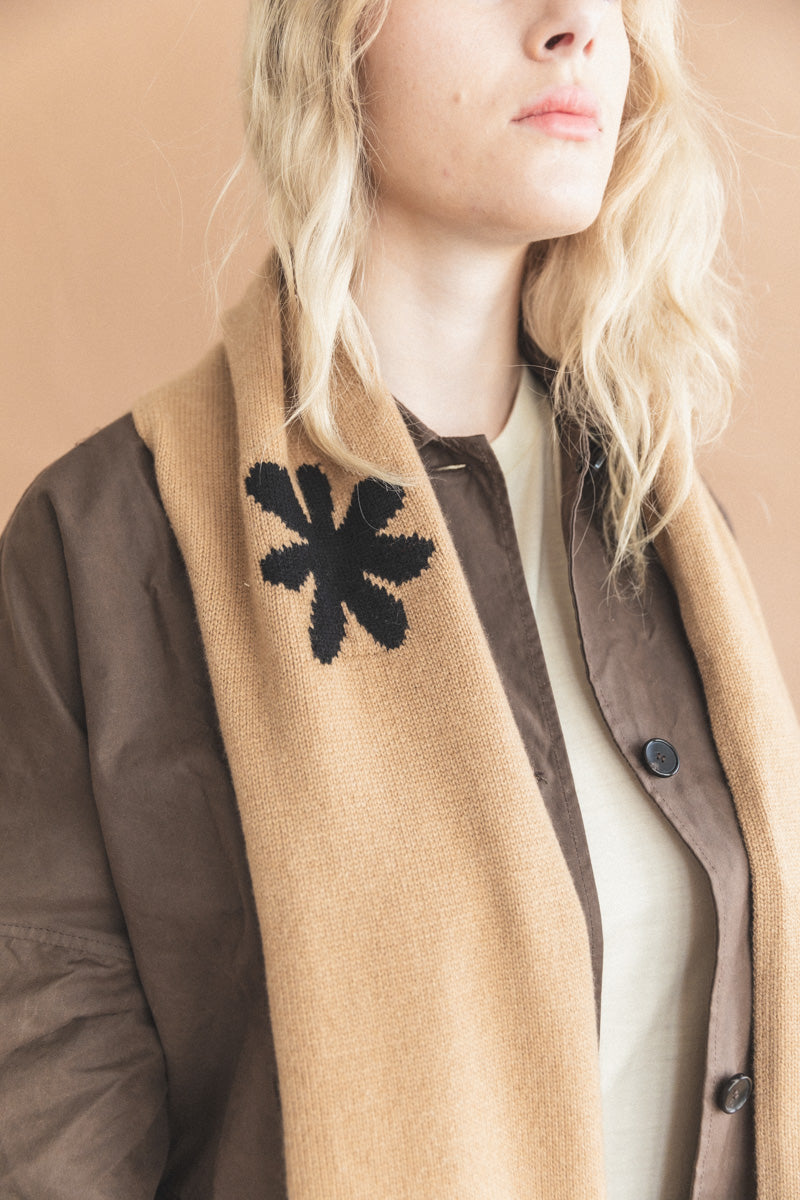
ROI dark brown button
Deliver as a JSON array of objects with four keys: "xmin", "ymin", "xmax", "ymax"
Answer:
[
  {"xmin": 719, "ymin": 1074, "xmax": 753, "ymax": 1114},
  {"xmin": 642, "ymin": 738, "xmax": 680, "ymax": 778}
]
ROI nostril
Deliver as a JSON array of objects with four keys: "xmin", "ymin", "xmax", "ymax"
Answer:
[{"xmin": 545, "ymin": 32, "xmax": 574, "ymax": 51}]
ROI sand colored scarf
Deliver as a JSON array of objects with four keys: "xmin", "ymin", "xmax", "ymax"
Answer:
[{"xmin": 134, "ymin": 257, "xmax": 800, "ymax": 1198}]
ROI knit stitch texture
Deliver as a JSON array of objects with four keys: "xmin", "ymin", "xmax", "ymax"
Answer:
[{"xmin": 134, "ymin": 256, "xmax": 800, "ymax": 1198}]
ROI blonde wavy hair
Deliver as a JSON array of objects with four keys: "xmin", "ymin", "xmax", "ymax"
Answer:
[{"xmin": 238, "ymin": 0, "xmax": 739, "ymax": 585}]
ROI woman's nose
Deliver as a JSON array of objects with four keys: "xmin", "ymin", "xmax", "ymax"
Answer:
[{"xmin": 523, "ymin": 1, "xmax": 607, "ymax": 61}]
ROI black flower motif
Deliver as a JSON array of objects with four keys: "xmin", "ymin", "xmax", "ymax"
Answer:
[{"xmin": 245, "ymin": 462, "xmax": 435, "ymax": 663}]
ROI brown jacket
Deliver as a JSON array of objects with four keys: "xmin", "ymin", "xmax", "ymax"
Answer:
[{"xmin": 1, "ymin": 369, "xmax": 757, "ymax": 1198}]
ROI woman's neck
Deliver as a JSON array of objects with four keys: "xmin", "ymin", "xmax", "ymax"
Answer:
[{"xmin": 354, "ymin": 208, "xmax": 528, "ymax": 440}]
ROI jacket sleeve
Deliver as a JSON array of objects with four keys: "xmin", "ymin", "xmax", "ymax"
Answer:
[{"xmin": 0, "ymin": 478, "xmax": 170, "ymax": 1199}]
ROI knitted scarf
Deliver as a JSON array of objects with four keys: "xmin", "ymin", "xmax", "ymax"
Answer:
[{"xmin": 134, "ymin": 257, "xmax": 800, "ymax": 1198}]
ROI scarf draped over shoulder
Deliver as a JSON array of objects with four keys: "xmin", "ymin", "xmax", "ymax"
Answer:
[{"xmin": 134, "ymin": 256, "xmax": 800, "ymax": 1199}]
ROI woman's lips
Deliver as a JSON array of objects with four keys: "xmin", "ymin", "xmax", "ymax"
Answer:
[
  {"xmin": 515, "ymin": 111, "xmax": 600, "ymax": 140},
  {"xmin": 512, "ymin": 86, "xmax": 601, "ymax": 141}
]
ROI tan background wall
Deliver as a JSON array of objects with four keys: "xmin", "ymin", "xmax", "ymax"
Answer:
[{"xmin": 2, "ymin": 0, "xmax": 798, "ymax": 707}]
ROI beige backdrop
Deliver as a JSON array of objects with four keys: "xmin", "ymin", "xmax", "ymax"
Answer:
[{"xmin": 2, "ymin": 0, "xmax": 798, "ymax": 706}]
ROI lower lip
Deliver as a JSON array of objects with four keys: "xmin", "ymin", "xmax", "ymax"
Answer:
[{"xmin": 514, "ymin": 112, "xmax": 600, "ymax": 141}]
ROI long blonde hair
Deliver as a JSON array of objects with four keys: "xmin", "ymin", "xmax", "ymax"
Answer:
[{"xmin": 240, "ymin": 0, "xmax": 739, "ymax": 584}]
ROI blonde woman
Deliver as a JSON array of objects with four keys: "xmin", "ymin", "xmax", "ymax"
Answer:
[{"xmin": 1, "ymin": 1, "xmax": 798, "ymax": 1198}]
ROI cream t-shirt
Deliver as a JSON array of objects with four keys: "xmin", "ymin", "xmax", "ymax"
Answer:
[{"xmin": 489, "ymin": 365, "xmax": 716, "ymax": 1200}]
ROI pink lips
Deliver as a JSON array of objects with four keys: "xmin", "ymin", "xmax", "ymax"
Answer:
[{"xmin": 512, "ymin": 86, "xmax": 601, "ymax": 141}]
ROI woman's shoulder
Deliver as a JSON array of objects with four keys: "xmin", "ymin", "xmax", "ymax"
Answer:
[
  {"xmin": 3, "ymin": 341, "xmax": 232, "ymax": 561},
  {"xmin": 3, "ymin": 413, "xmax": 164, "ymax": 569},
  {"xmin": 1, "ymin": 402, "xmax": 210, "ymax": 759},
  {"xmin": 0, "ymin": 357, "xmax": 228, "ymax": 643}
]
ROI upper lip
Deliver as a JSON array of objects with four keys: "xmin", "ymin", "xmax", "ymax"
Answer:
[{"xmin": 512, "ymin": 85, "xmax": 600, "ymax": 124}]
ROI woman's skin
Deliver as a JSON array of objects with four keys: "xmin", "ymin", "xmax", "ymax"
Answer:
[{"xmin": 355, "ymin": 0, "xmax": 631, "ymax": 439}]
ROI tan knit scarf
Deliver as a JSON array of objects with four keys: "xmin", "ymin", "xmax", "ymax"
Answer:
[{"xmin": 134, "ymin": 257, "xmax": 800, "ymax": 1199}]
